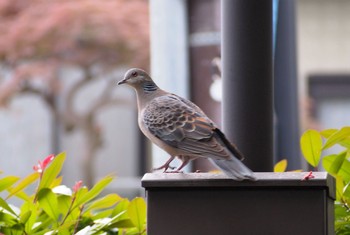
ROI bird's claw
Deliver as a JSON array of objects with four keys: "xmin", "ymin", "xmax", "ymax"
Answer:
[
  {"xmin": 152, "ymin": 165, "xmax": 176, "ymax": 172},
  {"xmin": 164, "ymin": 170, "xmax": 183, "ymax": 174}
]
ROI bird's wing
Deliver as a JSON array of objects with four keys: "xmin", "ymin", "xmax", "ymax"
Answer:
[{"xmin": 143, "ymin": 94, "xmax": 243, "ymax": 161}]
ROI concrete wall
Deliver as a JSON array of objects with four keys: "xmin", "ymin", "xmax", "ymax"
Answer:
[
  {"xmin": 0, "ymin": 95, "xmax": 51, "ymax": 177},
  {"xmin": 0, "ymin": 67, "xmax": 142, "ymax": 198},
  {"xmin": 297, "ymin": 0, "xmax": 350, "ymax": 129}
]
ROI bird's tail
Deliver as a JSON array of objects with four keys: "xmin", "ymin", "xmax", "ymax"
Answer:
[
  {"xmin": 210, "ymin": 128, "xmax": 256, "ymax": 181},
  {"xmin": 210, "ymin": 157, "xmax": 257, "ymax": 181}
]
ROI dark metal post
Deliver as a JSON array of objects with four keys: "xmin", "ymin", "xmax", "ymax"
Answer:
[
  {"xmin": 274, "ymin": 0, "xmax": 300, "ymax": 169},
  {"xmin": 222, "ymin": 0, "xmax": 273, "ymax": 171}
]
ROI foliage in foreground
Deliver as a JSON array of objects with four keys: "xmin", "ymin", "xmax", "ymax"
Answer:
[
  {"xmin": 277, "ymin": 127, "xmax": 350, "ymax": 234},
  {"xmin": 0, "ymin": 153, "xmax": 146, "ymax": 235},
  {"xmin": 300, "ymin": 127, "xmax": 350, "ymax": 234}
]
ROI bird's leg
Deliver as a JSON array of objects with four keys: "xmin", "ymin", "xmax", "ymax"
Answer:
[
  {"xmin": 166, "ymin": 156, "xmax": 190, "ymax": 173},
  {"xmin": 152, "ymin": 156, "xmax": 176, "ymax": 172},
  {"xmin": 176, "ymin": 157, "xmax": 190, "ymax": 171}
]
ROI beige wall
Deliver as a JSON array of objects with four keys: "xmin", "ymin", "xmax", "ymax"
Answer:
[{"xmin": 297, "ymin": 0, "xmax": 350, "ymax": 129}]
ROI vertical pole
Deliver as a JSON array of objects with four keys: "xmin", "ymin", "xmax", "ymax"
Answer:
[
  {"xmin": 274, "ymin": 0, "xmax": 300, "ymax": 169},
  {"xmin": 222, "ymin": 0, "xmax": 273, "ymax": 171}
]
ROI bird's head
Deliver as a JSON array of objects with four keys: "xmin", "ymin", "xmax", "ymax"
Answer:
[{"xmin": 118, "ymin": 68, "xmax": 158, "ymax": 92}]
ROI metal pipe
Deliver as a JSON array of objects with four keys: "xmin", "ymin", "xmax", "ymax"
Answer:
[
  {"xmin": 221, "ymin": 0, "xmax": 273, "ymax": 171},
  {"xmin": 274, "ymin": 0, "xmax": 300, "ymax": 169}
]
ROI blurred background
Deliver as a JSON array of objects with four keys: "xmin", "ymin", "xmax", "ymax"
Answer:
[{"xmin": 0, "ymin": 0, "xmax": 349, "ymax": 198}]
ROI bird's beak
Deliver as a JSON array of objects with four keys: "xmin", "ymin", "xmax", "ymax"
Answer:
[{"xmin": 117, "ymin": 79, "xmax": 126, "ymax": 85}]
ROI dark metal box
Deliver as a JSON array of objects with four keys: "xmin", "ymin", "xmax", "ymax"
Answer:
[{"xmin": 142, "ymin": 172, "xmax": 335, "ymax": 235}]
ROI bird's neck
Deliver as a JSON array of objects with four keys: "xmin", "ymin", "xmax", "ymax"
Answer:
[
  {"xmin": 135, "ymin": 87, "xmax": 166, "ymax": 111},
  {"xmin": 142, "ymin": 81, "xmax": 158, "ymax": 93}
]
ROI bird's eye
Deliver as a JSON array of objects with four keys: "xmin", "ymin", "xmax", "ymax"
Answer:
[{"xmin": 131, "ymin": 71, "xmax": 138, "ymax": 77}]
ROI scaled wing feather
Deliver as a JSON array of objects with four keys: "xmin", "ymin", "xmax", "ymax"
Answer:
[{"xmin": 143, "ymin": 94, "xmax": 234, "ymax": 160}]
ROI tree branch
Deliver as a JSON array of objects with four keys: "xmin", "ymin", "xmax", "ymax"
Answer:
[{"xmin": 86, "ymin": 75, "xmax": 134, "ymax": 116}]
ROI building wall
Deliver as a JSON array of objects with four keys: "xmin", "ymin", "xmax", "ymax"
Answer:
[
  {"xmin": 297, "ymin": 0, "xmax": 350, "ymax": 130},
  {"xmin": 0, "ymin": 67, "xmax": 142, "ymax": 198},
  {"xmin": 0, "ymin": 95, "xmax": 51, "ymax": 177}
]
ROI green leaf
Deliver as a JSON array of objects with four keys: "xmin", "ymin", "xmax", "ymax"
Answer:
[
  {"xmin": 0, "ymin": 197, "xmax": 17, "ymax": 216},
  {"xmin": 39, "ymin": 152, "xmax": 66, "ymax": 190},
  {"xmin": 274, "ymin": 159, "xmax": 287, "ymax": 172},
  {"xmin": 322, "ymin": 154, "xmax": 350, "ymax": 184},
  {"xmin": 57, "ymin": 195, "xmax": 79, "ymax": 222},
  {"xmin": 12, "ymin": 190, "xmax": 31, "ymax": 202},
  {"xmin": 127, "ymin": 197, "xmax": 146, "ymax": 233},
  {"xmin": 323, "ymin": 126, "xmax": 350, "ymax": 150},
  {"xmin": 19, "ymin": 211, "xmax": 32, "ymax": 224},
  {"xmin": 321, "ymin": 128, "xmax": 350, "ymax": 148},
  {"xmin": 51, "ymin": 175, "xmax": 63, "ymax": 188},
  {"xmin": 109, "ymin": 218, "xmax": 135, "ymax": 229},
  {"xmin": 81, "ymin": 211, "xmax": 128, "ymax": 233},
  {"xmin": 0, "ymin": 176, "xmax": 20, "ymax": 192},
  {"xmin": 112, "ymin": 198, "xmax": 130, "ymax": 217},
  {"xmin": 85, "ymin": 193, "xmax": 122, "ymax": 213},
  {"xmin": 322, "ymin": 152, "xmax": 347, "ymax": 176},
  {"xmin": 105, "ymin": 198, "xmax": 131, "ymax": 227},
  {"xmin": 91, "ymin": 208, "xmax": 114, "ymax": 220},
  {"xmin": 74, "ymin": 186, "xmax": 88, "ymax": 206},
  {"xmin": 56, "ymin": 227, "xmax": 73, "ymax": 235},
  {"xmin": 338, "ymin": 139, "xmax": 350, "ymax": 148},
  {"xmin": 0, "ymin": 211, "xmax": 17, "ymax": 226},
  {"xmin": 300, "ymin": 130, "xmax": 323, "ymax": 167},
  {"xmin": 335, "ymin": 203, "xmax": 348, "ymax": 218},
  {"xmin": 21, "ymin": 201, "xmax": 38, "ymax": 233},
  {"xmin": 335, "ymin": 177, "xmax": 345, "ymax": 201},
  {"xmin": 74, "ymin": 175, "xmax": 114, "ymax": 209},
  {"xmin": 37, "ymin": 188, "xmax": 59, "ymax": 221},
  {"xmin": 320, "ymin": 128, "xmax": 338, "ymax": 138},
  {"xmin": 338, "ymin": 159, "xmax": 350, "ymax": 183},
  {"xmin": 343, "ymin": 181, "xmax": 350, "ymax": 198},
  {"xmin": 30, "ymin": 216, "xmax": 53, "ymax": 233},
  {"xmin": 57, "ymin": 221, "xmax": 77, "ymax": 235},
  {"xmin": 104, "ymin": 211, "xmax": 135, "ymax": 230},
  {"xmin": 7, "ymin": 172, "xmax": 39, "ymax": 199}
]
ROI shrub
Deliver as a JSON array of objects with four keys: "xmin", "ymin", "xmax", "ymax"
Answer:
[
  {"xmin": 0, "ymin": 153, "xmax": 147, "ymax": 235},
  {"xmin": 300, "ymin": 128, "xmax": 350, "ymax": 234}
]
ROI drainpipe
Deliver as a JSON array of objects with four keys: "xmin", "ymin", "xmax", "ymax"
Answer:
[{"xmin": 221, "ymin": 0, "xmax": 273, "ymax": 171}]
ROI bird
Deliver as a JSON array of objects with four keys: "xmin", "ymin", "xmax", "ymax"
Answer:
[{"xmin": 118, "ymin": 68, "xmax": 256, "ymax": 181}]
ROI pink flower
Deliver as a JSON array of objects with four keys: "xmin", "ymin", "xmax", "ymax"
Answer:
[
  {"xmin": 73, "ymin": 180, "xmax": 83, "ymax": 193},
  {"xmin": 33, "ymin": 154, "xmax": 55, "ymax": 173}
]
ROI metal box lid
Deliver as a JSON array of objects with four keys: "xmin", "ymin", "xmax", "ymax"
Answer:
[{"xmin": 142, "ymin": 172, "xmax": 335, "ymax": 199}]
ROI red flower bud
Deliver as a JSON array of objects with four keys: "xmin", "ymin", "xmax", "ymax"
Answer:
[
  {"xmin": 73, "ymin": 180, "xmax": 83, "ymax": 193},
  {"xmin": 33, "ymin": 154, "xmax": 55, "ymax": 173}
]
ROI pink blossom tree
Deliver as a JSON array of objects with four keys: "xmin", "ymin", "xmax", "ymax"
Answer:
[{"xmin": 0, "ymin": 0, "xmax": 149, "ymax": 186}]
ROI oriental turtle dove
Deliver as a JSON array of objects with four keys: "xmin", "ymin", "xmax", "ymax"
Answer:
[{"xmin": 118, "ymin": 68, "xmax": 256, "ymax": 180}]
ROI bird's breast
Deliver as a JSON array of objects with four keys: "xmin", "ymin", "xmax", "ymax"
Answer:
[{"xmin": 138, "ymin": 111, "xmax": 182, "ymax": 156}]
